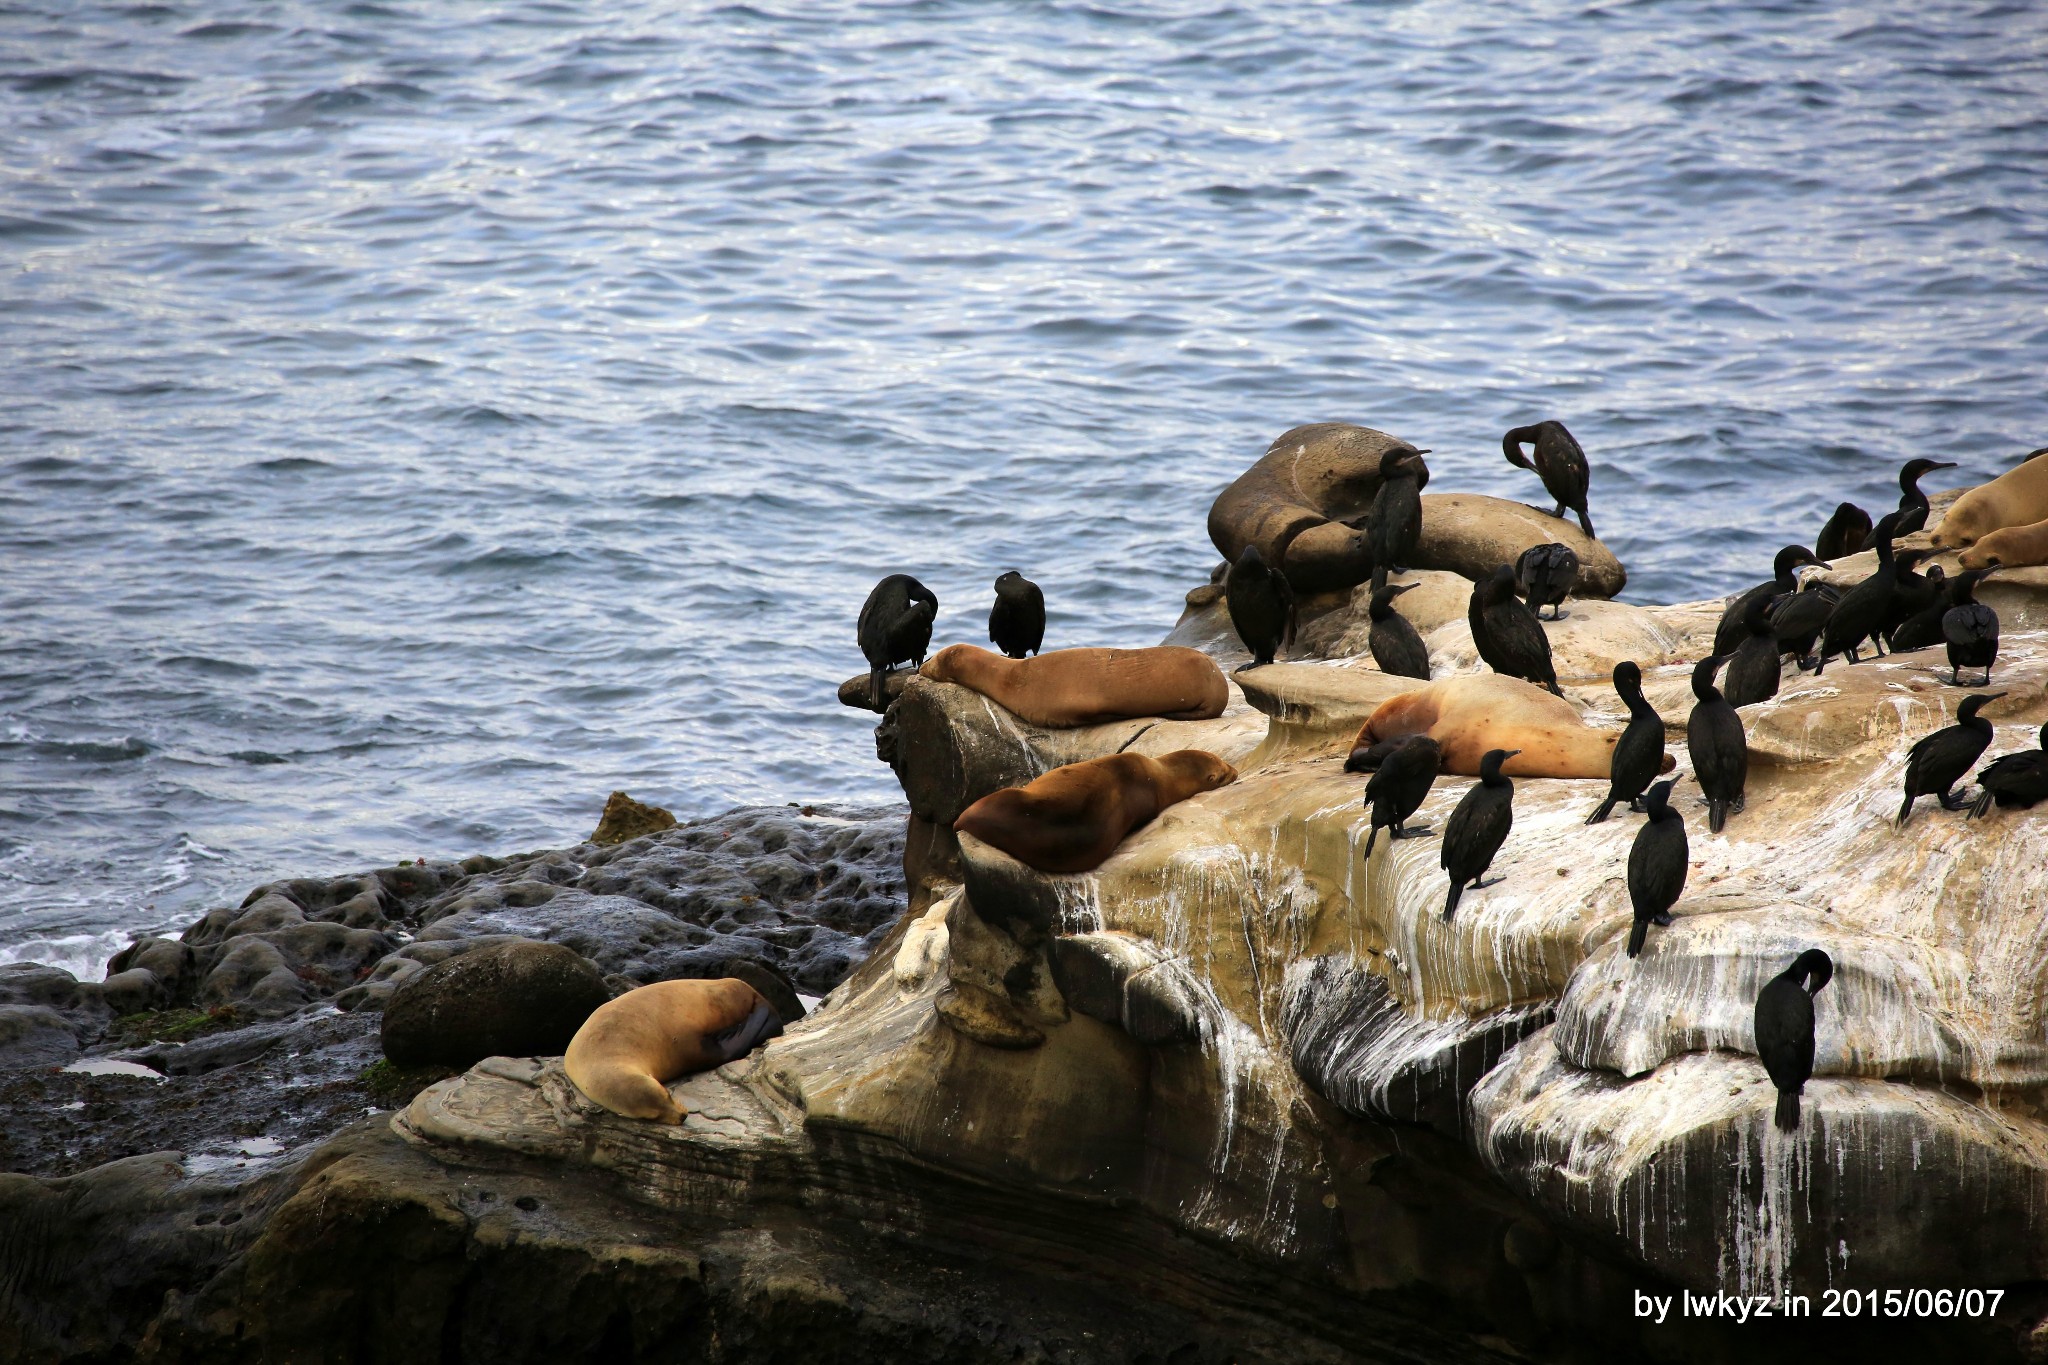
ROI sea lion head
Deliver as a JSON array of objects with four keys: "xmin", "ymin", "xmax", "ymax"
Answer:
[{"xmin": 1159, "ymin": 749, "xmax": 1238, "ymax": 795}]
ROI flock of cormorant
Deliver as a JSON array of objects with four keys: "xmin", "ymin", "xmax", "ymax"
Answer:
[{"xmin": 856, "ymin": 421, "xmax": 2045, "ymax": 1137}]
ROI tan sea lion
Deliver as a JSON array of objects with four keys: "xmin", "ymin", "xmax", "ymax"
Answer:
[
  {"xmin": 563, "ymin": 978, "xmax": 782, "ymax": 1124},
  {"xmin": 1959, "ymin": 516, "xmax": 2048, "ymax": 571},
  {"xmin": 1206, "ymin": 423, "xmax": 1423, "ymax": 593},
  {"xmin": 921, "ymin": 644, "xmax": 1228, "ymax": 727},
  {"xmin": 1930, "ymin": 449, "xmax": 2048, "ymax": 550},
  {"xmin": 953, "ymin": 750, "xmax": 1238, "ymax": 873},
  {"xmin": 1351, "ymin": 673, "xmax": 1672, "ymax": 779}
]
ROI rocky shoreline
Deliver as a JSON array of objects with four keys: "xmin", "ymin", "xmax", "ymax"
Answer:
[{"xmin": 7, "ymin": 445, "xmax": 2048, "ymax": 1361}]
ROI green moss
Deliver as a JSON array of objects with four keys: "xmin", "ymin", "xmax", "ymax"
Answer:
[
  {"xmin": 108, "ymin": 1006, "xmax": 240, "ymax": 1046},
  {"xmin": 361, "ymin": 1059, "xmax": 456, "ymax": 1109}
]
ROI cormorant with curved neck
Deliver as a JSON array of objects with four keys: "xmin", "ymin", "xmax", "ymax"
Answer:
[
  {"xmin": 1366, "ymin": 447, "xmax": 1429, "ymax": 593},
  {"xmin": 1898, "ymin": 692, "xmax": 2005, "ymax": 825},
  {"xmin": 1769, "ymin": 580, "xmax": 1837, "ymax": 671},
  {"xmin": 1971, "ymin": 721, "xmax": 2048, "ymax": 818},
  {"xmin": 1224, "ymin": 544, "xmax": 1294, "ymax": 671},
  {"xmin": 1362, "ymin": 735, "xmax": 1441, "ymax": 858},
  {"xmin": 1367, "ymin": 582, "xmax": 1430, "ymax": 680},
  {"xmin": 858, "ymin": 574, "xmax": 939, "ymax": 708},
  {"xmin": 1587, "ymin": 661, "xmax": 1665, "ymax": 824},
  {"xmin": 1723, "ymin": 594, "xmax": 1785, "ymax": 708},
  {"xmin": 1815, "ymin": 512, "xmax": 1904, "ymax": 672},
  {"xmin": 1755, "ymin": 949, "xmax": 1833, "ymax": 1132},
  {"xmin": 1626, "ymin": 778, "xmax": 1687, "ymax": 958},
  {"xmin": 1687, "ymin": 654, "xmax": 1747, "ymax": 834},
  {"xmin": 1502, "ymin": 420, "xmax": 1595, "ymax": 539},
  {"xmin": 1441, "ymin": 747, "xmax": 1519, "ymax": 921},
  {"xmin": 1714, "ymin": 545, "xmax": 1827, "ymax": 657},
  {"xmin": 1515, "ymin": 542, "xmax": 1579, "ymax": 621},
  {"xmin": 1943, "ymin": 573, "xmax": 2000, "ymax": 687},
  {"xmin": 1815, "ymin": 502, "xmax": 1873, "ymax": 560},
  {"xmin": 1892, "ymin": 455, "xmax": 1959, "ymax": 537},
  {"xmin": 1883, "ymin": 549, "xmax": 1942, "ymax": 646},
  {"xmin": 1470, "ymin": 565, "xmax": 1560, "ymax": 695},
  {"xmin": 987, "ymin": 571, "xmax": 1045, "ymax": 659}
]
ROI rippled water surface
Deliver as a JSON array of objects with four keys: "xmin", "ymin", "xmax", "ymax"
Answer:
[{"xmin": 3, "ymin": 0, "xmax": 2044, "ymax": 972}]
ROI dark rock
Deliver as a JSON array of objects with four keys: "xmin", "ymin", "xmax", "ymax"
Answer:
[
  {"xmin": 589, "ymin": 789, "xmax": 677, "ymax": 845},
  {"xmin": 107, "ymin": 937, "xmax": 196, "ymax": 995},
  {"xmin": 99, "ymin": 968, "xmax": 170, "ymax": 1016},
  {"xmin": 0, "ymin": 1004, "xmax": 86, "ymax": 1067},
  {"xmin": 381, "ymin": 940, "xmax": 610, "ymax": 1070}
]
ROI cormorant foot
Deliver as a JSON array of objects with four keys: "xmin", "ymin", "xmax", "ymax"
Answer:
[
  {"xmin": 1938, "ymin": 792, "xmax": 1971, "ymax": 811},
  {"xmin": 1472, "ymin": 875, "xmax": 1505, "ymax": 889},
  {"xmin": 1653, "ymin": 911, "xmax": 1675, "ymax": 926},
  {"xmin": 1389, "ymin": 823, "xmax": 1435, "ymax": 840}
]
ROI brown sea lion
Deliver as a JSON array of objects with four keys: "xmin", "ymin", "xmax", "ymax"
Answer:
[
  {"xmin": 1207, "ymin": 423, "xmax": 1425, "ymax": 593},
  {"xmin": 1959, "ymin": 516, "xmax": 2048, "ymax": 571},
  {"xmin": 953, "ymin": 750, "xmax": 1238, "ymax": 873},
  {"xmin": 563, "ymin": 978, "xmax": 782, "ymax": 1124},
  {"xmin": 1930, "ymin": 449, "xmax": 2048, "ymax": 550},
  {"xmin": 921, "ymin": 644, "xmax": 1229, "ymax": 727},
  {"xmin": 1350, "ymin": 673, "xmax": 1672, "ymax": 779}
]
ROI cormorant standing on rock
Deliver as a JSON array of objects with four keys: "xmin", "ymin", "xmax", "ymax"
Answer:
[
  {"xmin": 1816, "ymin": 512, "xmax": 1905, "ymax": 672},
  {"xmin": 1687, "ymin": 654, "xmax": 1747, "ymax": 834},
  {"xmin": 1892, "ymin": 456, "xmax": 1958, "ymax": 538},
  {"xmin": 1470, "ymin": 565, "xmax": 1560, "ymax": 695},
  {"xmin": 1898, "ymin": 692, "xmax": 2005, "ymax": 826},
  {"xmin": 1943, "ymin": 573, "xmax": 2000, "ymax": 687},
  {"xmin": 1971, "ymin": 721, "xmax": 2048, "ymax": 818},
  {"xmin": 987, "ymin": 571, "xmax": 1045, "ymax": 659},
  {"xmin": 1225, "ymin": 544, "xmax": 1294, "ymax": 671},
  {"xmin": 858, "ymin": 574, "xmax": 938, "ymax": 708},
  {"xmin": 1366, "ymin": 448, "xmax": 1429, "ymax": 592},
  {"xmin": 1441, "ymin": 747, "xmax": 1518, "ymax": 920},
  {"xmin": 1889, "ymin": 562, "xmax": 1972, "ymax": 654},
  {"xmin": 1883, "ymin": 550, "xmax": 1942, "ymax": 646},
  {"xmin": 1587, "ymin": 661, "xmax": 1664, "ymax": 824},
  {"xmin": 1515, "ymin": 542, "xmax": 1579, "ymax": 621},
  {"xmin": 1714, "ymin": 545, "xmax": 1827, "ymax": 657},
  {"xmin": 1502, "ymin": 421, "xmax": 1595, "ymax": 539},
  {"xmin": 1769, "ymin": 580, "xmax": 1837, "ymax": 671},
  {"xmin": 1816, "ymin": 502, "xmax": 1873, "ymax": 560},
  {"xmin": 1755, "ymin": 949, "xmax": 1833, "ymax": 1133},
  {"xmin": 1367, "ymin": 582, "xmax": 1430, "ymax": 680},
  {"xmin": 1723, "ymin": 595, "xmax": 1785, "ymax": 708},
  {"xmin": 1362, "ymin": 735, "xmax": 1441, "ymax": 859},
  {"xmin": 1626, "ymin": 779, "xmax": 1687, "ymax": 958}
]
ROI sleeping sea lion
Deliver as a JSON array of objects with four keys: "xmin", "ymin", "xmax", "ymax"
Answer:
[
  {"xmin": 953, "ymin": 750, "xmax": 1238, "ymax": 874},
  {"xmin": 564, "ymin": 978, "xmax": 782, "ymax": 1124},
  {"xmin": 1930, "ymin": 450, "xmax": 2048, "ymax": 550},
  {"xmin": 1958, "ymin": 516, "xmax": 2048, "ymax": 571},
  {"xmin": 921, "ymin": 644, "xmax": 1229, "ymax": 727},
  {"xmin": 1206, "ymin": 422, "xmax": 1427, "ymax": 594},
  {"xmin": 1350, "ymin": 673, "xmax": 1675, "ymax": 779}
]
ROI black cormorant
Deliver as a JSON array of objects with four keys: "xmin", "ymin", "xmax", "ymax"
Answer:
[
  {"xmin": 1362, "ymin": 735, "xmax": 1442, "ymax": 859},
  {"xmin": 1470, "ymin": 565, "xmax": 1560, "ymax": 695},
  {"xmin": 1754, "ymin": 948, "xmax": 1833, "ymax": 1132},
  {"xmin": 1587, "ymin": 661, "xmax": 1665, "ymax": 824},
  {"xmin": 1515, "ymin": 542, "xmax": 1579, "ymax": 621},
  {"xmin": 1225, "ymin": 544, "xmax": 1295, "ymax": 671},
  {"xmin": 1892, "ymin": 456, "xmax": 1958, "ymax": 537},
  {"xmin": 1898, "ymin": 692, "xmax": 2005, "ymax": 825},
  {"xmin": 858, "ymin": 574, "xmax": 939, "ymax": 708},
  {"xmin": 1971, "ymin": 721, "xmax": 2048, "ymax": 818},
  {"xmin": 1502, "ymin": 421, "xmax": 1595, "ymax": 539},
  {"xmin": 1626, "ymin": 779, "xmax": 1687, "ymax": 958},
  {"xmin": 1367, "ymin": 582, "xmax": 1431, "ymax": 680},
  {"xmin": 1815, "ymin": 502, "xmax": 1873, "ymax": 560},
  {"xmin": 1687, "ymin": 654, "xmax": 1747, "ymax": 834},
  {"xmin": 1366, "ymin": 448, "xmax": 1429, "ymax": 592},
  {"xmin": 1441, "ymin": 747, "xmax": 1519, "ymax": 920},
  {"xmin": 987, "ymin": 571, "xmax": 1045, "ymax": 659},
  {"xmin": 1722, "ymin": 594, "xmax": 1785, "ymax": 708},
  {"xmin": 1714, "ymin": 545, "xmax": 1826, "ymax": 657},
  {"xmin": 1816, "ymin": 512, "xmax": 1904, "ymax": 672}
]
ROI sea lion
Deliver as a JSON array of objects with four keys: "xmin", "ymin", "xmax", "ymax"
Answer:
[
  {"xmin": 921, "ymin": 643, "xmax": 1229, "ymax": 727},
  {"xmin": 564, "ymin": 978, "xmax": 782, "ymax": 1124},
  {"xmin": 1930, "ymin": 450, "xmax": 2048, "ymax": 550},
  {"xmin": 1351, "ymin": 673, "xmax": 1674, "ymax": 780},
  {"xmin": 1958, "ymin": 516, "xmax": 2048, "ymax": 571},
  {"xmin": 953, "ymin": 750, "xmax": 1238, "ymax": 874},
  {"xmin": 1206, "ymin": 423, "xmax": 1428, "ymax": 594}
]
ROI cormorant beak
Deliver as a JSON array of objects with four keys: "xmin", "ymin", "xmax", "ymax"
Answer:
[
  {"xmin": 1505, "ymin": 749, "xmax": 1523, "ymax": 758},
  {"xmin": 1930, "ymin": 461, "xmax": 1958, "ymax": 470}
]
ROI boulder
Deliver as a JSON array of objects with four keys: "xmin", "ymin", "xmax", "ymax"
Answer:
[
  {"xmin": 588, "ymin": 790, "xmax": 676, "ymax": 846},
  {"xmin": 1205, "ymin": 422, "xmax": 1415, "ymax": 593},
  {"xmin": 381, "ymin": 939, "xmax": 610, "ymax": 1070},
  {"xmin": 1410, "ymin": 492, "xmax": 1625, "ymax": 598}
]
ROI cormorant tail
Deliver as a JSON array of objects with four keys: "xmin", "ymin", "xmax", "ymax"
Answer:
[
  {"xmin": 1363, "ymin": 825, "xmax": 1380, "ymax": 860},
  {"xmin": 1775, "ymin": 1088, "xmax": 1801, "ymax": 1133},
  {"xmin": 1627, "ymin": 916, "xmax": 1648, "ymax": 958},
  {"xmin": 1896, "ymin": 792, "xmax": 1915, "ymax": 827},
  {"xmin": 1970, "ymin": 788, "xmax": 1995, "ymax": 820},
  {"xmin": 1444, "ymin": 880, "xmax": 1463, "ymax": 921},
  {"xmin": 1586, "ymin": 797, "xmax": 1617, "ymax": 825},
  {"xmin": 869, "ymin": 666, "xmax": 887, "ymax": 710},
  {"xmin": 1709, "ymin": 798, "xmax": 1728, "ymax": 834},
  {"xmin": 1578, "ymin": 508, "xmax": 1596, "ymax": 541}
]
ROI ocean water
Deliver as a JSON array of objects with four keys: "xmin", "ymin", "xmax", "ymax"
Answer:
[{"xmin": 2, "ymin": 0, "xmax": 2044, "ymax": 975}]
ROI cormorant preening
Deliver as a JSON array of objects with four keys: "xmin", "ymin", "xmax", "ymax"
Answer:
[
  {"xmin": 1626, "ymin": 779, "xmax": 1687, "ymax": 958},
  {"xmin": 1883, "ymin": 550, "xmax": 1942, "ymax": 646},
  {"xmin": 1815, "ymin": 502, "xmax": 1873, "ymax": 561},
  {"xmin": 858, "ymin": 574, "xmax": 939, "ymax": 708},
  {"xmin": 1502, "ymin": 421, "xmax": 1595, "ymax": 539},
  {"xmin": 1754, "ymin": 949, "xmax": 1833, "ymax": 1132},
  {"xmin": 1722, "ymin": 594, "xmax": 1785, "ymax": 708},
  {"xmin": 1470, "ymin": 564, "xmax": 1561, "ymax": 695},
  {"xmin": 1943, "ymin": 572, "xmax": 2000, "ymax": 687},
  {"xmin": 1971, "ymin": 721, "xmax": 2048, "ymax": 818},
  {"xmin": 1367, "ymin": 582, "xmax": 1431, "ymax": 680},
  {"xmin": 1769, "ymin": 581, "xmax": 1837, "ymax": 671},
  {"xmin": 1442, "ymin": 748, "xmax": 1519, "ymax": 921},
  {"xmin": 1687, "ymin": 654, "xmax": 1747, "ymax": 834},
  {"xmin": 987, "ymin": 571, "xmax": 1045, "ymax": 659},
  {"xmin": 1897, "ymin": 692, "xmax": 2005, "ymax": 826},
  {"xmin": 1889, "ymin": 561, "xmax": 1968, "ymax": 654},
  {"xmin": 1587, "ymin": 661, "xmax": 1664, "ymax": 824},
  {"xmin": 1815, "ymin": 512, "xmax": 1905, "ymax": 672},
  {"xmin": 1515, "ymin": 542, "xmax": 1579, "ymax": 621},
  {"xmin": 1892, "ymin": 456, "xmax": 1959, "ymax": 538},
  {"xmin": 1225, "ymin": 544, "xmax": 1295, "ymax": 671},
  {"xmin": 1366, "ymin": 448, "xmax": 1430, "ymax": 592},
  {"xmin": 1361, "ymin": 735, "xmax": 1442, "ymax": 859},
  {"xmin": 1714, "ymin": 545, "xmax": 1827, "ymax": 657}
]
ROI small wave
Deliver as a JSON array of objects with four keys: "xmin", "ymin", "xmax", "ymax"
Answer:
[
  {"xmin": 181, "ymin": 21, "xmax": 279, "ymax": 39},
  {"xmin": 158, "ymin": 655, "xmax": 261, "ymax": 679},
  {"xmin": 0, "ymin": 929, "xmax": 134, "ymax": 982},
  {"xmin": 228, "ymin": 750, "xmax": 290, "ymax": 765}
]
